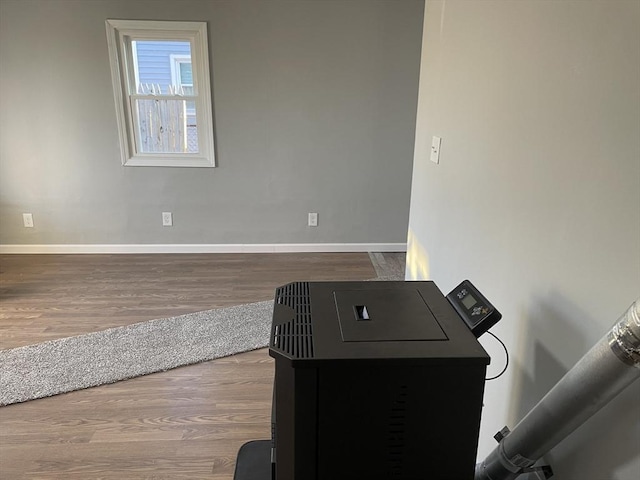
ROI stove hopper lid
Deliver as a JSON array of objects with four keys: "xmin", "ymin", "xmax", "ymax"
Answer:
[{"xmin": 334, "ymin": 288, "xmax": 448, "ymax": 343}]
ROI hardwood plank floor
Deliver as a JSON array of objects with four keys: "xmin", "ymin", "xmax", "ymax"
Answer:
[{"xmin": 0, "ymin": 253, "xmax": 378, "ymax": 479}]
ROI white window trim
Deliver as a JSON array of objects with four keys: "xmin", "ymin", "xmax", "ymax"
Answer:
[{"xmin": 105, "ymin": 20, "xmax": 216, "ymax": 168}]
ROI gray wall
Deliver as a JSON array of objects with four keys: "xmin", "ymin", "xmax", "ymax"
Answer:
[
  {"xmin": 0, "ymin": 0, "xmax": 423, "ymax": 246},
  {"xmin": 407, "ymin": 1, "xmax": 639, "ymax": 478}
]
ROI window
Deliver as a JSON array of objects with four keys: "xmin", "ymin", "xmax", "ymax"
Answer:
[
  {"xmin": 170, "ymin": 54, "xmax": 194, "ymax": 95},
  {"xmin": 106, "ymin": 20, "xmax": 215, "ymax": 167}
]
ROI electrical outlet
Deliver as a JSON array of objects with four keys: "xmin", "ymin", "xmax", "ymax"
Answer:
[
  {"xmin": 308, "ymin": 212, "xmax": 318, "ymax": 227},
  {"xmin": 162, "ymin": 212, "xmax": 173, "ymax": 227},
  {"xmin": 23, "ymin": 213, "xmax": 34, "ymax": 228}
]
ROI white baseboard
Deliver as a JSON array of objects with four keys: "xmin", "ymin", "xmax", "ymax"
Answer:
[{"xmin": 0, "ymin": 243, "xmax": 407, "ymax": 254}]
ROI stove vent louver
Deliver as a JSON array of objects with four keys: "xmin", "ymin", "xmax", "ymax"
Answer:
[
  {"xmin": 271, "ymin": 282, "xmax": 314, "ymax": 359},
  {"xmin": 387, "ymin": 385, "xmax": 408, "ymax": 477}
]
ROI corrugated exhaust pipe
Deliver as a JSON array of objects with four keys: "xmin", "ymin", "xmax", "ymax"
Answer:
[{"xmin": 475, "ymin": 298, "xmax": 640, "ymax": 480}]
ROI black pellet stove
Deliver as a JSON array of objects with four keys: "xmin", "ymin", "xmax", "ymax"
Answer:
[{"xmin": 233, "ymin": 280, "xmax": 499, "ymax": 480}]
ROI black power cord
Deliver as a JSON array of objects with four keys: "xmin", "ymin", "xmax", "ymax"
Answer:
[{"xmin": 485, "ymin": 331, "xmax": 509, "ymax": 381}]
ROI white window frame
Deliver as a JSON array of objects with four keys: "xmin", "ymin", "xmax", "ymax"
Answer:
[{"xmin": 105, "ymin": 20, "xmax": 216, "ymax": 168}]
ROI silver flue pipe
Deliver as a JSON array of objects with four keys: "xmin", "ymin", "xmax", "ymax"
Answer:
[{"xmin": 475, "ymin": 298, "xmax": 640, "ymax": 480}]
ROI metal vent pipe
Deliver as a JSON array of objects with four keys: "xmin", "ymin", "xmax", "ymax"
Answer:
[{"xmin": 475, "ymin": 298, "xmax": 640, "ymax": 480}]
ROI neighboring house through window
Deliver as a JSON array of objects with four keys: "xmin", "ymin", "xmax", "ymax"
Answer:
[
  {"xmin": 170, "ymin": 54, "xmax": 194, "ymax": 95},
  {"xmin": 106, "ymin": 20, "xmax": 215, "ymax": 167},
  {"xmin": 169, "ymin": 54, "xmax": 197, "ymax": 152}
]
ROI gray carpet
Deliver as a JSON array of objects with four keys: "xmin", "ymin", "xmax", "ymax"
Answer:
[
  {"xmin": 0, "ymin": 301, "xmax": 274, "ymax": 406},
  {"xmin": 0, "ymin": 252, "xmax": 405, "ymax": 406},
  {"xmin": 368, "ymin": 251, "xmax": 406, "ymax": 281}
]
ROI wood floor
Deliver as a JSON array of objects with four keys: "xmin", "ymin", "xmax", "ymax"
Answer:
[{"xmin": 0, "ymin": 253, "xmax": 377, "ymax": 479}]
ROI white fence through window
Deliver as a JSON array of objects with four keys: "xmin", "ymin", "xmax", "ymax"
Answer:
[{"xmin": 134, "ymin": 83, "xmax": 198, "ymax": 154}]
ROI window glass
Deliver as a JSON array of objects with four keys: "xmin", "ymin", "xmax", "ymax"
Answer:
[{"xmin": 132, "ymin": 40, "xmax": 192, "ymax": 95}]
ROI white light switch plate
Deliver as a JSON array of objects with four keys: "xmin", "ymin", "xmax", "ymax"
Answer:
[{"xmin": 430, "ymin": 136, "xmax": 442, "ymax": 164}]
